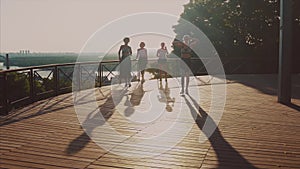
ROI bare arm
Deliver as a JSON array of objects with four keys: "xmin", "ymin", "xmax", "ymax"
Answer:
[
  {"xmin": 118, "ymin": 45, "xmax": 122, "ymax": 61},
  {"xmin": 145, "ymin": 49, "xmax": 148, "ymax": 59},
  {"xmin": 129, "ymin": 47, "xmax": 132, "ymax": 56},
  {"xmin": 189, "ymin": 38, "xmax": 199, "ymax": 48},
  {"xmin": 136, "ymin": 49, "xmax": 139, "ymax": 60}
]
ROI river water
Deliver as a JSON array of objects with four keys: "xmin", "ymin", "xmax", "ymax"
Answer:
[{"xmin": 0, "ymin": 62, "xmax": 20, "ymax": 70}]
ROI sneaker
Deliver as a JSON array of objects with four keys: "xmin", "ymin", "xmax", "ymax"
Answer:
[
  {"xmin": 128, "ymin": 83, "xmax": 131, "ymax": 87},
  {"xmin": 180, "ymin": 90, "xmax": 184, "ymax": 96}
]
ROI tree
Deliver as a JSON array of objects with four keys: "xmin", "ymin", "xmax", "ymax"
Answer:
[
  {"xmin": 174, "ymin": 0, "xmax": 299, "ymax": 60},
  {"xmin": 173, "ymin": 0, "xmax": 300, "ymax": 73}
]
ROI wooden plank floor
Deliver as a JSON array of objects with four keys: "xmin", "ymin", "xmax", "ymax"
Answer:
[{"xmin": 0, "ymin": 74, "xmax": 299, "ymax": 169}]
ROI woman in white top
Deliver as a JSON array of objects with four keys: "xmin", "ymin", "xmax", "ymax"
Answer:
[
  {"xmin": 136, "ymin": 42, "xmax": 148, "ymax": 82},
  {"xmin": 157, "ymin": 42, "xmax": 169, "ymax": 81}
]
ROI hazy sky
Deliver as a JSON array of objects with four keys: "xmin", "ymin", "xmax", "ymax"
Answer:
[{"xmin": 0, "ymin": 0, "xmax": 189, "ymax": 53}]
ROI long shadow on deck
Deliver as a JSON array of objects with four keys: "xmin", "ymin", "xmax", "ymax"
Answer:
[
  {"xmin": 184, "ymin": 94, "xmax": 257, "ymax": 169},
  {"xmin": 65, "ymin": 88, "xmax": 129, "ymax": 155},
  {"xmin": 0, "ymin": 89, "xmax": 111, "ymax": 126},
  {"xmin": 65, "ymin": 106, "xmax": 112, "ymax": 155},
  {"xmin": 125, "ymin": 82, "xmax": 145, "ymax": 117}
]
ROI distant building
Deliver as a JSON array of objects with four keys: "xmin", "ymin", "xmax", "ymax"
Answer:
[{"xmin": 19, "ymin": 50, "xmax": 30, "ymax": 54}]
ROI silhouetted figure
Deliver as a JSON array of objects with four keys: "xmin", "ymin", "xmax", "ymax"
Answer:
[
  {"xmin": 179, "ymin": 35, "xmax": 199, "ymax": 95},
  {"xmin": 118, "ymin": 37, "xmax": 132, "ymax": 87},
  {"xmin": 136, "ymin": 42, "xmax": 148, "ymax": 82},
  {"xmin": 157, "ymin": 42, "xmax": 169, "ymax": 82}
]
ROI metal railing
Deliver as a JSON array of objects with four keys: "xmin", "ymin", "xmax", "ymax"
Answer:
[
  {"xmin": 0, "ymin": 57, "xmax": 212, "ymax": 115},
  {"xmin": 0, "ymin": 60, "xmax": 121, "ymax": 115},
  {"xmin": 0, "ymin": 56, "xmax": 285, "ymax": 115}
]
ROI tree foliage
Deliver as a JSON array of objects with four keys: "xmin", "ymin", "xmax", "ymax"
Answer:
[{"xmin": 174, "ymin": 0, "xmax": 299, "ymax": 59}]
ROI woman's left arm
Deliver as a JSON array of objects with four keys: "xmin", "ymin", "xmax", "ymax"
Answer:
[{"xmin": 136, "ymin": 49, "xmax": 140, "ymax": 60}]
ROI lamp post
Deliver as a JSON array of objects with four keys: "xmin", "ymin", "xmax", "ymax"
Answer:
[{"xmin": 278, "ymin": 0, "xmax": 293, "ymax": 104}]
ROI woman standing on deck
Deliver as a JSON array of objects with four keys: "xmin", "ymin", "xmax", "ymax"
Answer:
[
  {"xmin": 179, "ymin": 35, "xmax": 199, "ymax": 95},
  {"xmin": 157, "ymin": 42, "xmax": 169, "ymax": 82},
  {"xmin": 136, "ymin": 42, "xmax": 148, "ymax": 82},
  {"xmin": 118, "ymin": 37, "xmax": 132, "ymax": 87}
]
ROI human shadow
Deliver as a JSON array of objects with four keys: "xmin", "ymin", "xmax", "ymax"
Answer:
[
  {"xmin": 65, "ymin": 88, "xmax": 128, "ymax": 155},
  {"xmin": 184, "ymin": 94, "xmax": 257, "ymax": 168},
  {"xmin": 129, "ymin": 81, "xmax": 145, "ymax": 106},
  {"xmin": 124, "ymin": 82, "xmax": 146, "ymax": 117},
  {"xmin": 65, "ymin": 106, "xmax": 110, "ymax": 155},
  {"xmin": 1, "ymin": 89, "xmax": 111, "ymax": 126},
  {"xmin": 157, "ymin": 81, "xmax": 175, "ymax": 112}
]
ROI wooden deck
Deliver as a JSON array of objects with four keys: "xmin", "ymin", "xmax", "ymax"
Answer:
[{"xmin": 1, "ymin": 74, "xmax": 300, "ymax": 169}]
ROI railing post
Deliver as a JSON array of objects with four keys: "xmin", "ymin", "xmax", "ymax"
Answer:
[
  {"xmin": 2, "ymin": 72, "xmax": 8, "ymax": 115},
  {"xmin": 73, "ymin": 64, "xmax": 81, "ymax": 91},
  {"xmin": 29, "ymin": 68, "xmax": 34, "ymax": 103},
  {"xmin": 99, "ymin": 63, "xmax": 102, "ymax": 87},
  {"xmin": 78, "ymin": 63, "xmax": 81, "ymax": 91},
  {"xmin": 5, "ymin": 54, "xmax": 10, "ymax": 70},
  {"xmin": 98, "ymin": 63, "xmax": 101, "ymax": 87},
  {"xmin": 78, "ymin": 63, "xmax": 82, "ymax": 90},
  {"xmin": 54, "ymin": 66, "xmax": 59, "ymax": 95}
]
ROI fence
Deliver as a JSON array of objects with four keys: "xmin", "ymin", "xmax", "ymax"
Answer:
[
  {"xmin": 1, "ymin": 55, "xmax": 290, "ymax": 115},
  {"xmin": 0, "ymin": 60, "xmax": 120, "ymax": 115}
]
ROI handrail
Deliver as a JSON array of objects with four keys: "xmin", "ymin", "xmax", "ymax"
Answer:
[
  {"xmin": 0, "ymin": 58, "xmax": 206, "ymax": 115},
  {"xmin": 0, "ymin": 60, "xmax": 124, "ymax": 115},
  {"xmin": 0, "ymin": 60, "xmax": 120, "ymax": 73},
  {"xmin": 1, "ymin": 56, "xmax": 281, "ymax": 115},
  {"xmin": 0, "ymin": 57, "xmax": 208, "ymax": 73}
]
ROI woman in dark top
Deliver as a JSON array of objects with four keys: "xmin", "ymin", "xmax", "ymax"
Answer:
[
  {"xmin": 118, "ymin": 37, "xmax": 132, "ymax": 87},
  {"xmin": 179, "ymin": 35, "xmax": 199, "ymax": 95}
]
